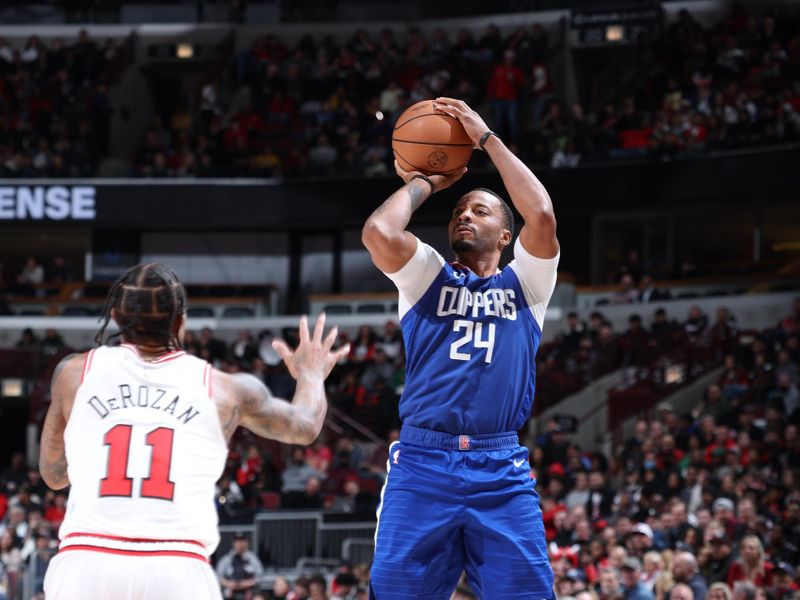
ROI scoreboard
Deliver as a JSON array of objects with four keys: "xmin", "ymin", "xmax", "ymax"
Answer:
[{"xmin": 571, "ymin": 5, "xmax": 663, "ymax": 46}]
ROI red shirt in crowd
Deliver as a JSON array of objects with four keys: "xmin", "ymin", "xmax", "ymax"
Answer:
[
  {"xmin": 727, "ymin": 561, "xmax": 774, "ymax": 589},
  {"xmin": 45, "ymin": 504, "xmax": 66, "ymax": 527},
  {"xmin": 487, "ymin": 64, "xmax": 525, "ymax": 100}
]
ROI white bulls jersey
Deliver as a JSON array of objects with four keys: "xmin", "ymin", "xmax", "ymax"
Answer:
[{"xmin": 58, "ymin": 344, "xmax": 227, "ymax": 560}]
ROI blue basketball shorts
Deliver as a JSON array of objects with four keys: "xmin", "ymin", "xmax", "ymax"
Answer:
[{"xmin": 369, "ymin": 426, "xmax": 554, "ymax": 600}]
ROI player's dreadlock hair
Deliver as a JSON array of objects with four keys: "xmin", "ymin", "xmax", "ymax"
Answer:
[
  {"xmin": 95, "ymin": 263, "xmax": 187, "ymax": 350},
  {"xmin": 472, "ymin": 188, "xmax": 515, "ymax": 234}
]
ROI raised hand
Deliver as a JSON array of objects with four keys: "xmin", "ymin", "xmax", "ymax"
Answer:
[
  {"xmin": 272, "ymin": 313, "xmax": 350, "ymax": 380},
  {"xmin": 433, "ymin": 97, "xmax": 492, "ymax": 150}
]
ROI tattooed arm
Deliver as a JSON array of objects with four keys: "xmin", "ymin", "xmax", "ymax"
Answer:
[
  {"xmin": 40, "ymin": 353, "xmax": 83, "ymax": 490},
  {"xmin": 228, "ymin": 314, "xmax": 349, "ymax": 445},
  {"xmin": 361, "ymin": 161, "xmax": 466, "ymax": 273}
]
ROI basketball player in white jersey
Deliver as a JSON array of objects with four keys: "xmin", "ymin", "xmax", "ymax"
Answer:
[{"xmin": 39, "ymin": 264, "xmax": 349, "ymax": 599}]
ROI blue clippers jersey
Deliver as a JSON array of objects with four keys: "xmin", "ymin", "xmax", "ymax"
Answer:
[{"xmin": 386, "ymin": 238, "xmax": 559, "ymax": 435}]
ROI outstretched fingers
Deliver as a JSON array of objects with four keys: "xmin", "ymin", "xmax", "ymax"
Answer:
[
  {"xmin": 298, "ymin": 315, "xmax": 310, "ymax": 346},
  {"xmin": 271, "ymin": 338, "xmax": 293, "ymax": 363},
  {"xmin": 323, "ymin": 325, "xmax": 338, "ymax": 351},
  {"xmin": 333, "ymin": 344, "xmax": 351, "ymax": 363},
  {"xmin": 313, "ymin": 312, "xmax": 326, "ymax": 345}
]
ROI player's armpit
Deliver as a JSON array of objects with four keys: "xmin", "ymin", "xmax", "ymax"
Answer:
[
  {"xmin": 232, "ymin": 373, "xmax": 318, "ymax": 445},
  {"xmin": 40, "ymin": 353, "xmax": 83, "ymax": 490},
  {"xmin": 518, "ymin": 215, "xmax": 559, "ymax": 260}
]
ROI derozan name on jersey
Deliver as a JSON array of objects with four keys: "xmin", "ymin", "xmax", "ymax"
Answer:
[
  {"xmin": 0, "ymin": 186, "xmax": 96, "ymax": 220},
  {"xmin": 88, "ymin": 384, "xmax": 200, "ymax": 425}
]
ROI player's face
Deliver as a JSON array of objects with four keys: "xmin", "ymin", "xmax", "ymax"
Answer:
[{"xmin": 449, "ymin": 192, "xmax": 509, "ymax": 255}]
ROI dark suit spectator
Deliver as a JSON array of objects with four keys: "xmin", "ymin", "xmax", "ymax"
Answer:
[
  {"xmin": 639, "ymin": 275, "xmax": 671, "ymax": 303},
  {"xmin": 41, "ymin": 329, "xmax": 65, "ymax": 355},
  {"xmin": 49, "ymin": 256, "xmax": 72, "ymax": 283},
  {"xmin": 280, "ymin": 447, "xmax": 321, "ymax": 507},
  {"xmin": 199, "ymin": 327, "xmax": 228, "ymax": 365},
  {"xmin": 703, "ymin": 533, "xmax": 735, "ymax": 585},
  {"xmin": 216, "ymin": 533, "xmax": 264, "ymax": 600},
  {"xmin": 586, "ymin": 470, "xmax": 615, "ymax": 521},
  {"xmin": 15, "ymin": 329, "xmax": 41, "ymax": 351},
  {"xmin": 684, "ymin": 306, "xmax": 709, "ymax": 342},
  {"xmin": 231, "ymin": 330, "xmax": 258, "ymax": 365}
]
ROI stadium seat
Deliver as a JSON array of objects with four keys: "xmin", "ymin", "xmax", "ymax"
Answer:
[
  {"xmin": 187, "ymin": 306, "xmax": 215, "ymax": 318},
  {"xmin": 222, "ymin": 307, "xmax": 255, "ymax": 318},
  {"xmin": 356, "ymin": 304, "xmax": 385, "ymax": 314},
  {"xmin": 259, "ymin": 491, "xmax": 281, "ymax": 510},
  {"xmin": 61, "ymin": 306, "xmax": 96, "ymax": 316},
  {"xmin": 323, "ymin": 304, "xmax": 352, "ymax": 315},
  {"xmin": 357, "ymin": 477, "xmax": 380, "ymax": 496}
]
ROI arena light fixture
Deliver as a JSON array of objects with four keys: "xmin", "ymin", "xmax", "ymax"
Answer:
[
  {"xmin": 605, "ymin": 25, "xmax": 624, "ymax": 42},
  {"xmin": 1, "ymin": 378, "xmax": 24, "ymax": 398},
  {"xmin": 664, "ymin": 364, "xmax": 685, "ymax": 385},
  {"xmin": 176, "ymin": 43, "xmax": 194, "ymax": 59}
]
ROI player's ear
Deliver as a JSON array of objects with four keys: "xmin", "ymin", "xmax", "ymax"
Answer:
[
  {"xmin": 498, "ymin": 228, "xmax": 512, "ymax": 250},
  {"xmin": 173, "ymin": 312, "xmax": 185, "ymax": 335},
  {"xmin": 173, "ymin": 312, "xmax": 187, "ymax": 348}
]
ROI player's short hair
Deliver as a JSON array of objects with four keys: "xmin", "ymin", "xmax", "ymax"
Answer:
[
  {"xmin": 95, "ymin": 263, "xmax": 187, "ymax": 349},
  {"xmin": 471, "ymin": 188, "xmax": 515, "ymax": 234}
]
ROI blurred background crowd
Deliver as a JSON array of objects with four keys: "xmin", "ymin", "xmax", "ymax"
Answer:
[{"xmin": 0, "ymin": 4, "xmax": 797, "ymax": 179}]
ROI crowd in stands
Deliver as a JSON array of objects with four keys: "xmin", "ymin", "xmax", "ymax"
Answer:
[
  {"xmin": 0, "ymin": 31, "xmax": 130, "ymax": 178},
  {"xmin": 132, "ymin": 3, "xmax": 799, "ymax": 179},
  {"xmin": 0, "ymin": 298, "xmax": 798, "ymax": 598},
  {"xmin": 0, "ymin": 5, "xmax": 794, "ymax": 180},
  {"xmin": 545, "ymin": 4, "xmax": 800, "ymax": 167},
  {"xmin": 189, "ymin": 320, "xmax": 403, "ymax": 521}
]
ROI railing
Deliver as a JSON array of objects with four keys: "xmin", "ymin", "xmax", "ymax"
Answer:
[
  {"xmin": 214, "ymin": 513, "xmax": 376, "ymax": 572},
  {"xmin": 326, "ymin": 405, "xmax": 387, "ymax": 448}
]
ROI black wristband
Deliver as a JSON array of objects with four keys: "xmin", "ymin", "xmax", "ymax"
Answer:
[
  {"xmin": 479, "ymin": 130, "xmax": 499, "ymax": 151},
  {"xmin": 410, "ymin": 174, "xmax": 435, "ymax": 194}
]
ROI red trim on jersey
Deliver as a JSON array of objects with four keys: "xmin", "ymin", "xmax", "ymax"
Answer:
[
  {"xmin": 80, "ymin": 349, "xmax": 96, "ymax": 383},
  {"xmin": 152, "ymin": 350, "xmax": 186, "ymax": 363},
  {"xmin": 64, "ymin": 532, "xmax": 205, "ymax": 548},
  {"xmin": 120, "ymin": 344, "xmax": 186, "ymax": 364},
  {"xmin": 207, "ymin": 366, "xmax": 213, "ymax": 398},
  {"xmin": 59, "ymin": 545, "xmax": 208, "ymax": 562}
]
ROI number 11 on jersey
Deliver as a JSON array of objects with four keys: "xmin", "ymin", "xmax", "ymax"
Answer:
[
  {"xmin": 449, "ymin": 320, "xmax": 496, "ymax": 363},
  {"xmin": 100, "ymin": 424, "xmax": 176, "ymax": 501}
]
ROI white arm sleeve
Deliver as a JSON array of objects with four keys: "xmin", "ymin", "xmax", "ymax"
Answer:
[
  {"xmin": 384, "ymin": 236, "xmax": 445, "ymax": 319},
  {"xmin": 508, "ymin": 237, "xmax": 559, "ymax": 332}
]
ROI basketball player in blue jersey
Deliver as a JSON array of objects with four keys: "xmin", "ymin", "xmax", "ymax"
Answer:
[{"xmin": 362, "ymin": 97, "xmax": 559, "ymax": 600}]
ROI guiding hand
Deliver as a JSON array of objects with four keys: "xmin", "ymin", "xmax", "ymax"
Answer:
[
  {"xmin": 394, "ymin": 160, "xmax": 467, "ymax": 194},
  {"xmin": 272, "ymin": 313, "xmax": 350, "ymax": 380},
  {"xmin": 433, "ymin": 97, "xmax": 493, "ymax": 150}
]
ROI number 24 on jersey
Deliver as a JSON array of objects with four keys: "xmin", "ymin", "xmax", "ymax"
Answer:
[{"xmin": 449, "ymin": 320, "xmax": 496, "ymax": 363}]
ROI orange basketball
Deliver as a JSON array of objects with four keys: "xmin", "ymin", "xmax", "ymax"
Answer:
[{"xmin": 391, "ymin": 100, "xmax": 473, "ymax": 175}]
